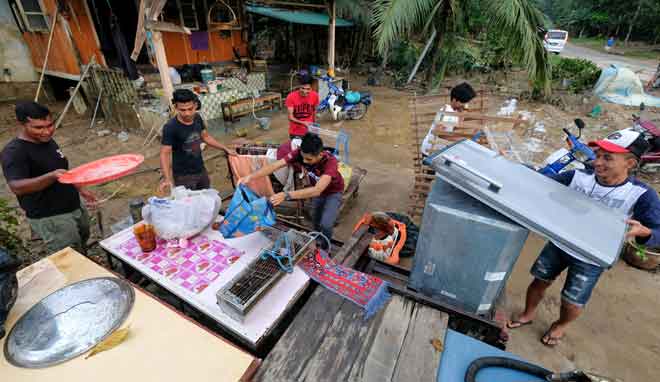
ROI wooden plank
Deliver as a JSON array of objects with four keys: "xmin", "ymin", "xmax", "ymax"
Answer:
[
  {"xmin": 151, "ymin": 30, "xmax": 174, "ymax": 107},
  {"xmin": 347, "ymin": 296, "xmax": 415, "ymax": 382},
  {"xmin": 254, "ymin": 230, "xmax": 373, "ymax": 381},
  {"xmin": 298, "ymin": 298, "xmax": 386, "ymax": 381},
  {"xmin": 392, "ymin": 305, "xmax": 449, "ymax": 382}
]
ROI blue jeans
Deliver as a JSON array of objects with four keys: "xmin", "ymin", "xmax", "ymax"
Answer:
[
  {"xmin": 530, "ymin": 242, "xmax": 604, "ymax": 307},
  {"xmin": 311, "ymin": 192, "xmax": 342, "ymax": 249}
]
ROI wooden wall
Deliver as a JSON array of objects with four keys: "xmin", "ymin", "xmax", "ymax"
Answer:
[
  {"xmin": 22, "ymin": 0, "xmax": 105, "ymax": 78},
  {"xmin": 161, "ymin": 30, "xmax": 248, "ymax": 66}
]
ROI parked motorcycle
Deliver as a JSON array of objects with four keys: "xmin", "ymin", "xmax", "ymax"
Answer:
[
  {"xmin": 631, "ymin": 107, "xmax": 660, "ymax": 170},
  {"xmin": 538, "ymin": 119, "xmax": 595, "ymax": 176},
  {"xmin": 317, "ymin": 75, "xmax": 372, "ymax": 121}
]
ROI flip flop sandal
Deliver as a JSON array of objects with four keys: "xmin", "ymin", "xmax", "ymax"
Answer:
[
  {"xmin": 541, "ymin": 329, "xmax": 563, "ymax": 347},
  {"xmin": 506, "ymin": 320, "xmax": 533, "ymax": 329}
]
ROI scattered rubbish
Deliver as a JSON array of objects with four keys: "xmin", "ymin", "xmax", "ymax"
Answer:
[
  {"xmin": 97, "ymin": 129, "xmax": 112, "ymax": 137},
  {"xmin": 526, "ymin": 138, "xmax": 545, "ymax": 153},
  {"xmin": 496, "ymin": 98, "xmax": 518, "ymax": 116},
  {"xmin": 518, "ymin": 111, "xmax": 534, "ymax": 122},
  {"xmin": 117, "ymin": 131, "xmax": 129, "ymax": 142},
  {"xmin": 533, "ymin": 121, "xmax": 546, "ymax": 134},
  {"xmin": 588, "ymin": 104, "xmax": 603, "ymax": 118},
  {"xmin": 111, "ymin": 216, "xmax": 134, "ymax": 234},
  {"xmin": 85, "ymin": 326, "xmax": 131, "ymax": 359}
]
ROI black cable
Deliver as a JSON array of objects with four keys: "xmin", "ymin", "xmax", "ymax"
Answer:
[{"xmin": 465, "ymin": 357, "xmax": 553, "ymax": 382}]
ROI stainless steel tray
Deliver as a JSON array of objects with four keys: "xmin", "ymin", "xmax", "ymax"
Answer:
[{"xmin": 4, "ymin": 277, "xmax": 134, "ymax": 368}]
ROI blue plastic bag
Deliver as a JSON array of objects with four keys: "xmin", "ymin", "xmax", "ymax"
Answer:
[{"xmin": 220, "ymin": 185, "xmax": 276, "ymax": 238}]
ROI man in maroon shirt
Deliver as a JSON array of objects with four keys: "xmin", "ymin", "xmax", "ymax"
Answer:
[
  {"xmin": 285, "ymin": 75, "xmax": 319, "ymax": 138},
  {"xmin": 238, "ymin": 133, "xmax": 343, "ymax": 248}
]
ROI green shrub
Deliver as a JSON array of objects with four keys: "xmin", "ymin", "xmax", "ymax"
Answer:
[
  {"xmin": 550, "ymin": 57, "xmax": 602, "ymax": 93},
  {"xmin": 0, "ymin": 197, "xmax": 25, "ymax": 256}
]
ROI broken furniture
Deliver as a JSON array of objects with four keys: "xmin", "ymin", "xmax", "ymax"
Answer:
[
  {"xmin": 221, "ymin": 92, "xmax": 282, "ymax": 123},
  {"xmin": 408, "ymin": 92, "xmax": 526, "ymax": 222},
  {"xmin": 0, "ymin": 248, "xmax": 257, "ymax": 381},
  {"xmin": 228, "ymin": 142, "xmax": 366, "ymax": 225}
]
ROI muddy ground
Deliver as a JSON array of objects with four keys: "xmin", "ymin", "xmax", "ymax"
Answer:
[{"xmin": 1, "ymin": 73, "xmax": 659, "ymax": 380}]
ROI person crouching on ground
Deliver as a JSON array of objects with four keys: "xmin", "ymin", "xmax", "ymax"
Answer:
[
  {"xmin": 1, "ymin": 101, "xmax": 94, "ymax": 254},
  {"xmin": 508, "ymin": 129, "xmax": 660, "ymax": 347},
  {"xmin": 159, "ymin": 89, "xmax": 236, "ymax": 193},
  {"xmin": 238, "ymin": 133, "xmax": 344, "ymax": 249}
]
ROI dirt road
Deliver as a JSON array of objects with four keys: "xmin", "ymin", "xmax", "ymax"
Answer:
[{"xmin": 561, "ymin": 42, "xmax": 657, "ymax": 81}]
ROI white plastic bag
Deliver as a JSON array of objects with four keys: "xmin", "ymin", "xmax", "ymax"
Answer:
[{"xmin": 142, "ymin": 186, "xmax": 221, "ymax": 240}]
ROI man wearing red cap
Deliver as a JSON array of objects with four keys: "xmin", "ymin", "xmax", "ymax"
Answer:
[{"xmin": 508, "ymin": 129, "xmax": 660, "ymax": 347}]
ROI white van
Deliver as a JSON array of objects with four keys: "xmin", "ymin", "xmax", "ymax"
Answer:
[{"xmin": 543, "ymin": 29, "xmax": 568, "ymax": 54}]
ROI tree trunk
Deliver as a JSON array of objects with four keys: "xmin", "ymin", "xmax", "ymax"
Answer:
[
  {"xmin": 425, "ymin": 32, "xmax": 444, "ymax": 92},
  {"xmin": 579, "ymin": 27, "xmax": 585, "ymax": 39},
  {"xmin": 625, "ymin": 0, "xmax": 644, "ymax": 47}
]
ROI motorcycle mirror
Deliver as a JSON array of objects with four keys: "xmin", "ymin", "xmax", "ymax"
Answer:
[{"xmin": 574, "ymin": 119, "xmax": 585, "ymax": 138}]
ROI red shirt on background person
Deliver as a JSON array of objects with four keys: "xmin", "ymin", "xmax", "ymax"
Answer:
[{"xmin": 285, "ymin": 75, "xmax": 319, "ymax": 138}]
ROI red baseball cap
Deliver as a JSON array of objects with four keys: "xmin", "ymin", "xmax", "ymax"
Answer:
[{"xmin": 588, "ymin": 129, "xmax": 649, "ymax": 158}]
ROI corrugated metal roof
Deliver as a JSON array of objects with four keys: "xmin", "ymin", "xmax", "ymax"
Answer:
[{"xmin": 246, "ymin": 5, "xmax": 353, "ymax": 27}]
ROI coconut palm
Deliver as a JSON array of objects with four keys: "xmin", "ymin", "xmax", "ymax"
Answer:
[{"xmin": 371, "ymin": 0, "xmax": 551, "ymax": 92}]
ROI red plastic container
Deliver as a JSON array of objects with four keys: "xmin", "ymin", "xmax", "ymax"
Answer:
[{"xmin": 58, "ymin": 154, "xmax": 144, "ymax": 186}]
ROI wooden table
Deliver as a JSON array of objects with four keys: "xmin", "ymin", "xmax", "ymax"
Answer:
[
  {"xmin": 254, "ymin": 229, "xmax": 449, "ymax": 382},
  {"xmin": 100, "ymin": 224, "xmax": 310, "ymax": 351},
  {"xmin": 0, "ymin": 249, "xmax": 258, "ymax": 382}
]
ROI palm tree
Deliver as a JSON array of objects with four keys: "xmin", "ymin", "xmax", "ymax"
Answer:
[{"xmin": 371, "ymin": 0, "xmax": 551, "ymax": 93}]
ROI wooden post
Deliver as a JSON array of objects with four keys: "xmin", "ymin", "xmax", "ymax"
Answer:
[
  {"xmin": 151, "ymin": 31, "xmax": 174, "ymax": 109},
  {"xmin": 327, "ymin": 0, "xmax": 336, "ymax": 76}
]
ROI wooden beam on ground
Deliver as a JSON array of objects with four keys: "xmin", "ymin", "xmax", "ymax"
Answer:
[{"xmin": 55, "ymin": 57, "xmax": 95, "ymax": 129}]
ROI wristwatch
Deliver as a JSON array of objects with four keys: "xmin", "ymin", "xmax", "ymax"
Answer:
[{"xmin": 284, "ymin": 192, "xmax": 292, "ymax": 201}]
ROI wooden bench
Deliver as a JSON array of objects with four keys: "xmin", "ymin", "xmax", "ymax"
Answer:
[{"xmin": 221, "ymin": 92, "xmax": 282, "ymax": 123}]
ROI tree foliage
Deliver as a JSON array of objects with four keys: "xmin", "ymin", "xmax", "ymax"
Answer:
[
  {"xmin": 539, "ymin": 0, "xmax": 660, "ymax": 44},
  {"xmin": 370, "ymin": 0, "xmax": 551, "ymax": 92}
]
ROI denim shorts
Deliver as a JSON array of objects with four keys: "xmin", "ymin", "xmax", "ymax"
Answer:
[{"xmin": 530, "ymin": 242, "xmax": 604, "ymax": 307}]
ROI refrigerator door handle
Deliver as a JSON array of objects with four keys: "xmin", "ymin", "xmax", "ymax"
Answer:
[{"xmin": 440, "ymin": 154, "xmax": 502, "ymax": 193}]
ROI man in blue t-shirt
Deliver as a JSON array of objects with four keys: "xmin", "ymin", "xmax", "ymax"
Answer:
[
  {"xmin": 508, "ymin": 129, "xmax": 660, "ymax": 347},
  {"xmin": 159, "ymin": 89, "xmax": 235, "ymax": 193}
]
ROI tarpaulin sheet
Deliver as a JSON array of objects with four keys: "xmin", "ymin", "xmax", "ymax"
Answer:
[
  {"xmin": 246, "ymin": 5, "xmax": 353, "ymax": 27},
  {"xmin": 593, "ymin": 65, "xmax": 660, "ymax": 107}
]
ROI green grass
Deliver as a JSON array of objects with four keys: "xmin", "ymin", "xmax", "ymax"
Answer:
[{"xmin": 571, "ymin": 36, "xmax": 660, "ymax": 61}]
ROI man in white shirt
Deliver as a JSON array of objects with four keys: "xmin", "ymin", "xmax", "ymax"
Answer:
[{"xmin": 420, "ymin": 82, "xmax": 476, "ymax": 156}]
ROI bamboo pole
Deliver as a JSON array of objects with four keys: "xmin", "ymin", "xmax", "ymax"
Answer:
[{"xmin": 35, "ymin": 7, "xmax": 59, "ymax": 102}]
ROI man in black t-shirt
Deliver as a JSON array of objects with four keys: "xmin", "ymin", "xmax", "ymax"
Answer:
[
  {"xmin": 1, "ymin": 102, "xmax": 90, "ymax": 254},
  {"xmin": 159, "ymin": 89, "xmax": 236, "ymax": 193}
]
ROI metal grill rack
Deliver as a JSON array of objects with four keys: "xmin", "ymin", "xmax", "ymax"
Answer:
[{"xmin": 216, "ymin": 228, "xmax": 316, "ymax": 321}]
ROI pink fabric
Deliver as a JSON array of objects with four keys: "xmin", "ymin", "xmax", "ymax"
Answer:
[{"xmin": 229, "ymin": 155, "xmax": 275, "ymax": 197}]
